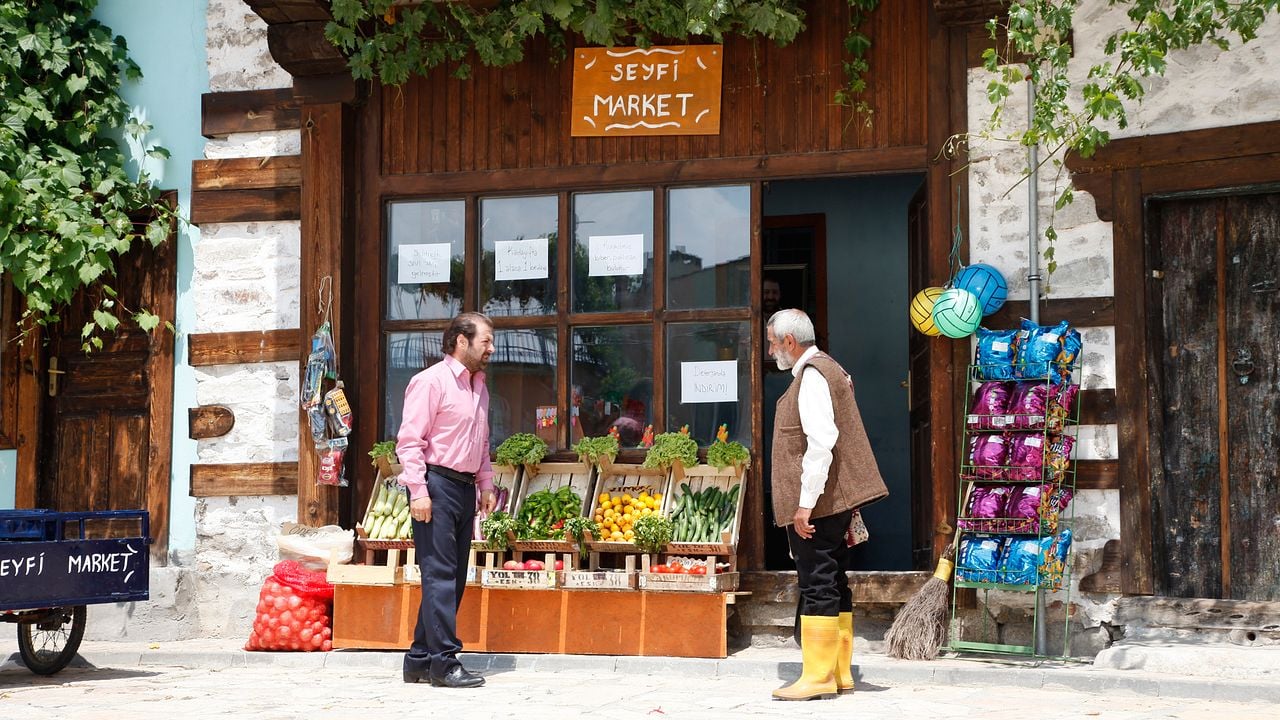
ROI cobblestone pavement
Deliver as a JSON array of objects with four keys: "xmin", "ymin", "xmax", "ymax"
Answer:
[{"xmin": 1, "ymin": 660, "xmax": 1277, "ymax": 720}]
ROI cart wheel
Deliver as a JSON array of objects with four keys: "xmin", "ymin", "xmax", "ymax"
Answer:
[{"xmin": 17, "ymin": 605, "xmax": 86, "ymax": 675}]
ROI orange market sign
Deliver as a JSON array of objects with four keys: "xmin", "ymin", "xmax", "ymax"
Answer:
[{"xmin": 571, "ymin": 45, "xmax": 723, "ymax": 137}]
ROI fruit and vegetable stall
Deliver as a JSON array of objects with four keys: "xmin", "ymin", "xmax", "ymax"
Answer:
[{"xmin": 328, "ymin": 429, "xmax": 750, "ymax": 658}]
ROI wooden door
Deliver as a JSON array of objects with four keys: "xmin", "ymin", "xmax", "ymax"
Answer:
[
  {"xmin": 1148, "ymin": 192, "xmax": 1280, "ymax": 600},
  {"xmin": 35, "ymin": 215, "xmax": 176, "ymax": 560},
  {"xmin": 905, "ymin": 185, "xmax": 933, "ymax": 569}
]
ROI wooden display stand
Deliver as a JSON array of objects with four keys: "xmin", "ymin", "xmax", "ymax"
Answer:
[{"xmin": 332, "ymin": 584, "xmax": 736, "ymax": 657}]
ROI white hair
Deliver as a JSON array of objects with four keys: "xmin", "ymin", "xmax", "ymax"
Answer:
[{"xmin": 767, "ymin": 309, "xmax": 816, "ymax": 346}]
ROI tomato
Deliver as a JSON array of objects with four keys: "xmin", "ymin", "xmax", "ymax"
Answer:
[
  {"xmin": 554, "ymin": 560, "xmax": 564, "ymax": 570},
  {"xmin": 649, "ymin": 564, "xmax": 663, "ymax": 573},
  {"xmin": 690, "ymin": 566, "xmax": 707, "ymax": 575},
  {"xmin": 668, "ymin": 561, "xmax": 682, "ymax": 571},
  {"xmin": 676, "ymin": 566, "xmax": 690, "ymax": 574}
]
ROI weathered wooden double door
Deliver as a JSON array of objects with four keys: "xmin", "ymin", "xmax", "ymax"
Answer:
[{"xmin": 1148, "ymin": 191, "xmax": 1280, "ymax": 600}]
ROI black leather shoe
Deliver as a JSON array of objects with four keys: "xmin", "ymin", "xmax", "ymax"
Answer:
[
  {"xmin": 403, "ymin": 668, "xmax": 431, "ymax": 684},
  {"xmin": 429, "ymin": 665, "xmax": 485, "ymax": 688}
]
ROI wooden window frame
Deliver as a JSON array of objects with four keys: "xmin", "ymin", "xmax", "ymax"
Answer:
[{"xmin": 377, "ymin": 183, "xmax": 759, "ymax": 459}]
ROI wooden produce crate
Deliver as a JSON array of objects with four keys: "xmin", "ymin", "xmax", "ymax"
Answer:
[
  {"xmin": 356, "ymin": 467, "xmax": 412, "ymax": 544},
  {"xmin": 327, "ymin": 547, "xmax": 413, "ymax": 586},
  {"xmin": 561, "ymin": 555, "xmax": 639, "ymax": 590},
  {"xmin": 471, "ymin": 464, "xmax": 522, "ymax": 551},
  {"xmin": 638, "ymin": 570, "xmax": 740, "ymax": 593},
  {"xmin": 586, "ymin": 458, "xmax": 669, "ymax": 553},
  {"xmin": 663, "ymin": 461, "xmax": 747, "ymax": 556},
  {"xmin": 510, "ymin": 462, "xmax": 594, "ymax": 554}
]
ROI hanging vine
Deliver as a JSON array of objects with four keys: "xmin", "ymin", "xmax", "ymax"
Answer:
[
  {"xmin": 976, "ymin": 0, "xmax": 1280, "ymax": 275},
  {"xmin": 325, "ymin": 0, "xmax": 879, "ymax": 115},
  {"xmin": 0, "ymin": 0, "xmax": 174, "ymax": 346}
]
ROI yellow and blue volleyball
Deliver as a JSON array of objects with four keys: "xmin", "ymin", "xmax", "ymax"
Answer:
[
  {"xmin": 909, "ymin": 287, "xmax": 945, "ymax": 336},
  {"xmin": 931, "ymin": 288, "xmax": 983, "ymax": 338},
  {"xmin": 953, "ymin": 263, "xmax": 1008, "ymax": 316}
]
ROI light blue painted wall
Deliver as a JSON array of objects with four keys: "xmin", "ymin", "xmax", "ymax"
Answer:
[
  {"xmin": 764, "ymin": 174, "xmax": 924, "ymax": 571},
  {"xmin": 2, "ymin": 3, "xmax": 209, "ymax": 513},
  {"xmin": 0, "ymin": 2, "xmax": 212, "ymax": 554}
]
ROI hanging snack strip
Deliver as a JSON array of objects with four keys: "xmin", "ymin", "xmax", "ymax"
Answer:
[{"xmin": 301, "ymin": 317, "xmax": 354, "ymax": 487}]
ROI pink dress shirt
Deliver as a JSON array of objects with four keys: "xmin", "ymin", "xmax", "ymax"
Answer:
[{"xmin": 396, "ymin": 355, "xmax": 495, "ymax": 500}]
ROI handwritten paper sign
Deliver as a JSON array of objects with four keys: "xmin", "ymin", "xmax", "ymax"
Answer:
[
  {"xmin": 495, "ymin": 237, "xmax": 549, "ymax": 281},
  {"xmin": 588, "ymin": 234, "xmax": 644, "ymax": 277},
  {"xmin": 572, "ymin": 45, "xmax": 723, "ymax": 137},
  {"xmin": 397, "ymin": 243, "xmax": 452, "ymax": 284},
  {"xmin": 681, "ymin": 360, "xmax": 738, "ymax": 404}
]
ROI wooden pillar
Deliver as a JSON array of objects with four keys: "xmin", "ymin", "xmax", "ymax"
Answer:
[{"xmin": 298, "ymin": 101, "xmax": 354, "ymax": 526}]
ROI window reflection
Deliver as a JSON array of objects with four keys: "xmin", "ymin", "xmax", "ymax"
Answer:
[
  {"xmin": 386, "ymin": 200, "xmax": 465, "ymax": 321},
  {"xmin": 572, "ymin": 190, "xmax": 653, "ymax": 313},
  {"xmin": 571, "ymin": 325, "xmax": 653, "ymax": 447},
  {"xmin": 667, "ymin": 185, "xmax": 751, "ymax": 310},
  {"xmin": 481, "ymin": 196, "xmax": 558, "ymax": 317},
  {"xmin": 665, "ymin": 321, "xmax": 751, "ymax": 446},
  {"xmin": 383, "ymin": 329, "xmax": 558, "ymax": 447}
]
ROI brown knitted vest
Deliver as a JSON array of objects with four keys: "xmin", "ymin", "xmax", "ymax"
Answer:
[{"xmin": 770, "ymin": 352, "xmax": 889, "ymax": 525}]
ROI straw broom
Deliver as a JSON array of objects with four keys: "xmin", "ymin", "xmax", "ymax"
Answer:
[{"xmin": 884, "ymin": 542, "xmax": 956, "ymax": 660}]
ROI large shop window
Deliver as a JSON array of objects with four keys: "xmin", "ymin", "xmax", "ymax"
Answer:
[{"xmin": 381, "ymin": 184, "xmax": 753, "ymax": 451}]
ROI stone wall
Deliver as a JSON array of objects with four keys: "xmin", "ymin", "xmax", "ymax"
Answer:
[
  {"xmin": 188, "ymin": 0, "xmax": 300, "ymax": 639},
  {"xmin": 963, "ymin": 0, "xmax": 1280, "ymax": 651}
]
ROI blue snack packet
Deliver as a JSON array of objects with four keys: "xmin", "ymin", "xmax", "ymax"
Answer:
[
  {"xmin": 997, "ymin": 537, "xmax": 1044, "ymax": 585},
  {"xmin": 975, "ymin": 327, "xmax": 1018, "ymax": 380},
  {"xmin": 957, "ymin": 535, "xmax": 1005, "ymax": 584},
  {"xmin": 1015, "ymin": 319, "xmax": 1079, "ymax": 379}
]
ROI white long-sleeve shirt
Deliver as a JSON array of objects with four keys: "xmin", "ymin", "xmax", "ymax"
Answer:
[{"xmin": 791, "ymin": 346, "xmax": 840, "ymax": 509}]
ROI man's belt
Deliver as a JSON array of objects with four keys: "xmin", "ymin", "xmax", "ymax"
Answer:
[{"xmin": 427, "ymin": 464, "xmax": 476, "ymax": 485}]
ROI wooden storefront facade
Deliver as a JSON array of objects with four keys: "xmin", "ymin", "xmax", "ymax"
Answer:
[{"xmin": 180, "ymin": 0, "xmax": 1280, "ymax": 611}]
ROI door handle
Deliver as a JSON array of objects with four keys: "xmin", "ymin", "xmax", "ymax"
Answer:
[
  {"xmin": 1232, "ymin": 348, "xmax": 1255, "ymax": 385},
  {"xmin": 47, "ymin": 356, "xmax": 65, "ymax": 397}
]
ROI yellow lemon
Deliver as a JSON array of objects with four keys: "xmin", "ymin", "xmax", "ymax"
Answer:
[
  {"xmin": 621, "ymin": 493, "xmax": 632, "ymax": 503},
  {"xmin": 599, "ymin": 493, "xmax": 611, "ymax": 503},
  {"xmin": 639, "ymin": 491, "xmax": 650, "ymax": 500},
  {"xmin": 594, "ymin": 514, "xmax": 604, "ymax": 523},
  {"xmin": 622, "ymin": 512, "xmax": 633, "ymax": 523},
  {"xmin": 610, "ymin": 530, "xmax": 624, "ymax": 541},
  {"xmin": 624, "ymin": 529, "xmax": 635, "ymax": 540}
]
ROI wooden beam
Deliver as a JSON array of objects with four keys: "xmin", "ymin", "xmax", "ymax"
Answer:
[
  {"xmin": 191, "ymin": 156, "xmax": 302, "ymax": 192},
  {"xmin": 1067, "ymin": 120, "xmax": 1280, "ymax": 175},
  {"xmin": 1078, "ymin": 388, "xmax": 1116, "ymax": 426},
  {"xmin": 190, "ymin": 188, "xmax": 301, "ymax": 224},
  {"xmin": 267, "ymin": 21, "xmax": 349, "ymax": 77},
  {"xmin": 379, "ymin": 145, "xmax": 930, "ymax": 196},
  {"xmin": 1075, "ymin": 459, "xmax": 1118, "ymax": 490},
  {"xmin": 201, "ymin": 88, "xmax": 300, "ymax": 138},
  {"xmin": 190, "ymin": 462, "xmax": 298, "ymax": 497},
  {"xmin": 187, "ymin": 329, "xmax": 302, "ymax": 366},
  {"xmin": 932, "ymin": 0, "xmax": 1005, "ymax": 26},
  {"xmin": 243, "ymin": 0, "xmax": 331, "ymax": 24},
  {"xmin": 188, "ymin": 405, "xmax": 236, "ymax": 439},
  {"xmin": 298, "ymin": 102, "xmax": 354, "ymax": 527},
  {"xmin": 986, "ymin": 295, "xmax": 1115, "ymax": 329}
]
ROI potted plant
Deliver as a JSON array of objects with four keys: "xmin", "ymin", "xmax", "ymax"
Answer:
[
  {"xmin": 494, "ymin": 432, "xmax": 548, "ymax": 474},
  {"xmin": 368, "ymin": 440, "xmax": 400, "ymax": 478}
]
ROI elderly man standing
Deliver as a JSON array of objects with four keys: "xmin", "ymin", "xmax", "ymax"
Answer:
[
  {"xmin": 397, "ymin": 312, "xmax": 496, "ymax": 689},
  {"xmin": 767, "ymin": 308, "xmax": 888, "ymax": 701}
]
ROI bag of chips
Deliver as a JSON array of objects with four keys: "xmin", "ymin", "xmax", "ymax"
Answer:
[
  {"xmin": 974, "ymin": 328, "xmax": 1018, "ymax": 380},
  {"xmin": 1014, "ymin": 319, "xmax": 1082, "ymax": 380},
  {"xmin": 968, "ymin": 434, "xmax": 1011, "ymax": 479},
  {"xmin": 957, "ymin": 535, "xmax": 1005, "ymax": 584},
  {"xmin": 967, "ymin": 382, "xmax": 1013, "ymax": 431}
]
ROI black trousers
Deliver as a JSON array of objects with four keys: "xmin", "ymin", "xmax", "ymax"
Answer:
[
  {"xmin": 786, "ymin": 508, "xmax": 854, "ymax": 617},
  {"xmin": 404, "ymin": 469, "xmax": 476, "ymax": 676}
]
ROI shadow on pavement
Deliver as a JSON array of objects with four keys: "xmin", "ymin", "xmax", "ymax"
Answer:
[{"xmin": 0, "ymin": 654, "xmax": 161, "ymax": 688}]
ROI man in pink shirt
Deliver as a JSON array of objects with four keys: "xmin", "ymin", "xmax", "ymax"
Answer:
[{"xmin": 398, "ymin": 312, "xmax": 497, "ymax": 689}]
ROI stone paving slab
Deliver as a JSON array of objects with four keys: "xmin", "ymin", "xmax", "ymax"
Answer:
[{"xmin": 3, "ymin": 638, "xmax": 1280, "ymax": 705}]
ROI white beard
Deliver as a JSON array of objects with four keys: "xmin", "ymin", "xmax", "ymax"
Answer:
[{"xmin": 773, "ymin": 350, "xmax": 794, "ymax": 371}]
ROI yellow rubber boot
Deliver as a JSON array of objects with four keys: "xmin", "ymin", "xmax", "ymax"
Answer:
[
  {"xmin": 772, "ymin": 615, "xmax": 840, "ymax": 701},
  {"xmin": 836, "ymin": 611, "xmax": 855, "ymax": 693}
]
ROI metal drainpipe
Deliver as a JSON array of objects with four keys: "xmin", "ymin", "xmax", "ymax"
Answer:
[{"xmin": 1027, "ymin": 77, "xmax": 1049, "ymax": 657}]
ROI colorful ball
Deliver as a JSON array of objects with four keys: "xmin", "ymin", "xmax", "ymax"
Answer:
[
  {"xmin": 931, "ymin": 288, "xmax": 983, "ymax": 338},
  {"xmin": 953, "ymin": 263, "xmax": 1008, "ymax": 316},
  {"xmin": 909, "ymin": 287, "xmax": 945, "ymax": 336}
]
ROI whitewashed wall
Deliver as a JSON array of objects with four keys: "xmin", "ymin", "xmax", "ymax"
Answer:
[
  {"xmin": 190, "ymin": 0, "xmax": 301, "ymax": 638},
  {"xmin": 965, "ymin": 0, "xmax": 1280, "ymax": 644}
]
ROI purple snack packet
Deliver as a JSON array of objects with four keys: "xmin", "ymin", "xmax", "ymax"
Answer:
[
  {"xmin": 969, "ymin": 434, "xmax": 1010, "ymax": 478},
  {"xmin": 1006, "ymin": 434, "xmax": 1047, "ymax": 481},
  {"xmin": 967, "ymin": 382, "xmax": 1013, "ymax": 431},
  {"xmin": 1008, "ymin": 382, "xmax": 1051, "ymax": 429}
]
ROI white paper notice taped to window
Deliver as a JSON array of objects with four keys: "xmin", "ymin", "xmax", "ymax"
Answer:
[
  {"xmin": 681, "ymin": 360, "xmax": 738, "ymax": 404},
  {"xmin": 588, "ymin": 234, "xmax": 644, "ymax": 277},
  {"xmin": 398, "ymin": 243, "xmax": 452, "ymax": 284},
  {"xmin": 495, "ymin": 238, "xmax": 549, "ymax": 281}
]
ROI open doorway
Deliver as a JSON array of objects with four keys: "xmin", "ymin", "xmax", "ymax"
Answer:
[{"xmin": 759, "ymin": 175, "xmax": 924, "ymax": 571}]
